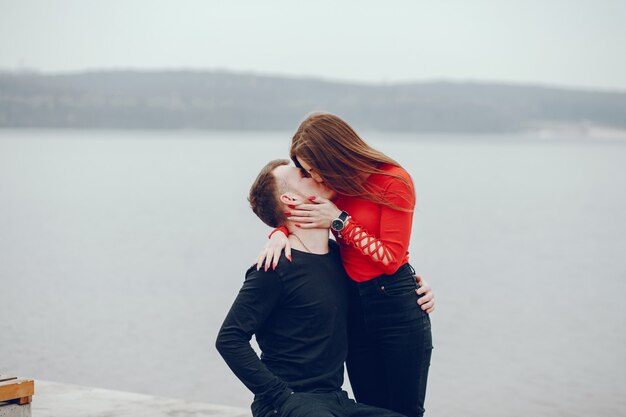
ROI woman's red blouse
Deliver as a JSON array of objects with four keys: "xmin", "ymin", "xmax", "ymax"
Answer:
[{"xmin": 333, "ymin": 164, "xmax": 415, "ymax": 282}]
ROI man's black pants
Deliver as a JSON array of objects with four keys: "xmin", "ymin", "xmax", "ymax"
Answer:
[{"xmin": 278, "ymin": 391, "xmax": 405, "ymax": 417}]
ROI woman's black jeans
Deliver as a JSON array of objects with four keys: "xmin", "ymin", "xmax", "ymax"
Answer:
[{"xmin": 346, "ymin": 263, "xmax": 433, "ymax": 417}]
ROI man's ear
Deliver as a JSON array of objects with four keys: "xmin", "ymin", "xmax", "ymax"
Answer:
[{"xmin": 280, "ymin": 193, "xmax": 306, "ymax": 206}]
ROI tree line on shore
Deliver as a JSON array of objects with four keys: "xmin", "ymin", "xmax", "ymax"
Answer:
[{"xmin": 1, "ymin": 70, "xmax": 625, "ymax": 133}]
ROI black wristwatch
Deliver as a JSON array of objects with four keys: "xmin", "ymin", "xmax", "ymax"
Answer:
[{"xmin": 331, "ymin": 211, "xmax": 349, "ymax": 232}]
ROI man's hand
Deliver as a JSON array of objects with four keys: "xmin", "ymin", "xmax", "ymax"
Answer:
[{"xmin": 415, "ymin": 275, "xmax": 435, "ymax": 314}]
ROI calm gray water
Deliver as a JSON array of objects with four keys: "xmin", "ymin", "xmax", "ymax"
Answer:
[{"xmin": 1, "ymin": 130, "xmax": 625, "ymax": 417}]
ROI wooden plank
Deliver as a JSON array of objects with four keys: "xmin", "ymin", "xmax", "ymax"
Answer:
[
  {"xmin": 17, "ymin": 395, "xmax": 32, "ymax": 405},
  {"xmin": 0, "ymin": 379, "xmax": 34, "ymax": 402},
  {"xmin": 0, "ymin": 376, "xmax": 18, "ymax": 382}
]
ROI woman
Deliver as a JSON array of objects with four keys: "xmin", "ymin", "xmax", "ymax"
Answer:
[{"xmin": 258, "ymin": 113, "xmax": 433, "ymax": 417}]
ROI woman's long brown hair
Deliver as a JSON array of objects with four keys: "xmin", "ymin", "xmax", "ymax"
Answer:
[{"xmin": 290, "ymin": 113, "xmax": 414, "ymax": 211}]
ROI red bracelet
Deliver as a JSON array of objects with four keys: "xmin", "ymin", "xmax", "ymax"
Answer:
[{"xmin": 268, "ymin": 226, "xmax": 289, "ymax": 239}]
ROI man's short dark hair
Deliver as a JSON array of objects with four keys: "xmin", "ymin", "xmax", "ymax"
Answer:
[{"xmin": 248, "ymin": 159, "xmax": 290, "ymax": 228}]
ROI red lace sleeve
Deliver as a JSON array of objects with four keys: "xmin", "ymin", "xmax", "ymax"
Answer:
[
  {"xmin": 339, "ymin": 173, "xmax": 415, "ymax": 273},
  {"xmin": 341, "ymin": 219, "xmax": 395, "ymax": 265}
]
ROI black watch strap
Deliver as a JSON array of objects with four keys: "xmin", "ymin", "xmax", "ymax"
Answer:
[{"xmin": 331, "ymin": 211, "xmax": 349, "ymax": 232}]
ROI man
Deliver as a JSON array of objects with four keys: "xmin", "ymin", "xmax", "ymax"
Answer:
[{"xmin": 216, "ymin": 159, "xmax": 424, "ymax": 417}]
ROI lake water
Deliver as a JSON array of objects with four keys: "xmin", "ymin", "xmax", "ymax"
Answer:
[{"xmin": 1, "ymin": 130, "xmax": 625, "ymax": 417}]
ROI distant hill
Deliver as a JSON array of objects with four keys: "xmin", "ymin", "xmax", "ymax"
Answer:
[{"xmin": 1, "ymin": 70, "xmax": 625, "ymax": 133}]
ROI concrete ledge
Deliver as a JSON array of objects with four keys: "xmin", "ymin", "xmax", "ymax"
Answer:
[
  {"xmin": 0, "ymin": 403, "xmax": 31, "ymax": 417},
  {"xmin": 31, "ymin": 381, "xmax": 249, "ymax": 417}
]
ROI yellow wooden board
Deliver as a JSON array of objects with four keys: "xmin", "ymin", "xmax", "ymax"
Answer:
[{"xmin": 0, "ymin": 378, "xmax": 35, "ymax": 402}]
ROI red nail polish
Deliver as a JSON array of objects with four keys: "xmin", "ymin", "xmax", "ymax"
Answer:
[
  {"xmin": 295, "ymin": 224, "xmax": 301, "ymax": 228},
  {"xmin": 287, "ymin": 255, "xmax": 292, "ymax": 262},
  {"xmin": 288, "ymin": 205, "xmax": 296, "ymax": 209},
  {"xmin": 308, "ymin": 196, "xmax": 316, "ymax": 200},
  {"xmin": 284, "ymin": 211, "xmax": 291, "ymax": 215}
]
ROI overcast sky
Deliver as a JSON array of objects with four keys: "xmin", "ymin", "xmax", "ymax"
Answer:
[{"xmin": 1, "ymin": 0, "xmax": 625, "ymax": 90}]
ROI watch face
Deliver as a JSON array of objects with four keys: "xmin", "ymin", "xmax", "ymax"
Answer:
[{"xmin": 331, "ymin": 219, "xmax": 344, "ymax": 231}]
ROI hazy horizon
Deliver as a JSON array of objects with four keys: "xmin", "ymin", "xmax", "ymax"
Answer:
[
  {"xmin": 3, "ymin": 66, "xmax": 626, "ymax": 93},
  {"xmin": 4, "ymin": 70, "xmax": 625, "ymax": 132}
]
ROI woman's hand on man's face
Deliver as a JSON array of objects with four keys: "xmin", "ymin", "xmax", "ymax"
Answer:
[{"xmin": 286, "ymin": 195, "xmax": 342, "ymax": 229}]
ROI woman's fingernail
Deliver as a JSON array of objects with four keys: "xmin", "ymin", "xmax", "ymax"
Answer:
[
  {"xmin": 287, "ymin": 255, "xmax": 292, "ymax": 262},
  {"xmin": 288, "ymin": 205, "xmax": 296, "ymax": 209},
  {"xmin": 295, "ymin": 224, "xmax": 301, "ymax": 228},
  {"xmin": 284, "ymin": 211, "xmax": 291, "ymax": 215},
  {"xmin": 308, "ymin": 196, "xmax": 316, "ymax": 200}
]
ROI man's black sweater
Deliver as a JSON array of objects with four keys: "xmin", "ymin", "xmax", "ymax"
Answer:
[{"xmin": 215, "ymin": 240, "xmax": 349, "ymax": 415}]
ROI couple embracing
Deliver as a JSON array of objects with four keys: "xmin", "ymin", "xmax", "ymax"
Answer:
[{"xmin": 216, "ymin": 113, "xmax": 434, "ymax": 417}]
